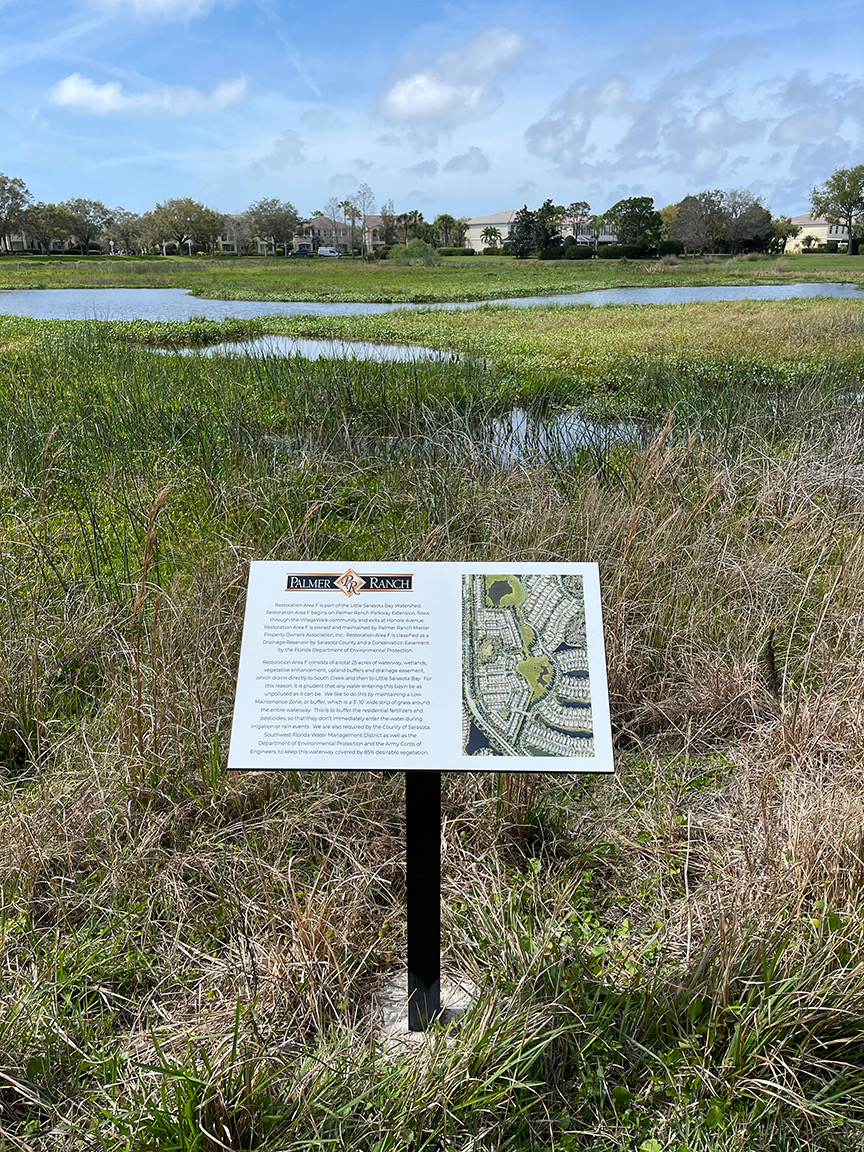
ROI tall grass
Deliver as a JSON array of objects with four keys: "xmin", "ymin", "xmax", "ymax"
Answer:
[{"xmin": 2, "ymin": 315, "xmax": 864, "ymax": 1147}]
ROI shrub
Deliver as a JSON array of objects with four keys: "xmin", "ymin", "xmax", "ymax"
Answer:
[
  {"xmin": 852, "ymin": 238, "xmax": 861, "ymax": 255},
  {"xmin": 437, "ymin": 247, "xmax": 476, "ymax": 256},
  {"xmin": 482, "ymin": 247, "xmax": 502, "ymax": 255},
  {"xmin": 563, "ymin": 245, "xmax": 593, "ymax": 259},
  {"xmin": 597, "ymin": 243, "xmax": 648, "ymax": 259},
  {"xmin": 500, "ymin": 242, "xmax": 513, "ymax": 255},
  {"xmin": 387, "ymin": 239, "xmax": 442, "ymax": 266},
  {"xmin": 658, "ymin": 239, "xmax": 685, "ymax": 256},
  {"xmin": 539, "ymin": 247, "xmax": 564, "ymax": 260},
  {"xmin": 826, "ymin": 241, "xmax": 839, "ymax": 253}
]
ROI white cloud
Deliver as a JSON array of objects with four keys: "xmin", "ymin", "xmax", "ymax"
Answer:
[
  {"xmin": 380, "ymin": 28, "xmax": 527, "ymax": 129},
  {"xmin": 90, "ymin": 0, "xmax": 227, "ymax": 19},
  {"xmin": 443, "ymin": 146, "xmax": 489, "ymax": 175},
  {"xmin": 50, "ymin": 72, "xmax": 247, "ymax": 116}
]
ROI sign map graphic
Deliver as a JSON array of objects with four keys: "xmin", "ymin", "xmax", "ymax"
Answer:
[{"xmin": 462, "ymin": 573, "xmax": 594, "ymax": 757}]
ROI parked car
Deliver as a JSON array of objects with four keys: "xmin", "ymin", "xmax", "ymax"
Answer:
[
  {"xmin": 317, "ymin": 247, "xmax": 341, "ymax": 258},
  {"xmin": 288, "ymin": 249, "xmax": 312, "ymax": 257}
]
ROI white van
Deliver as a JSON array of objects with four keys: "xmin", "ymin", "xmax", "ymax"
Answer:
[{"xmin": 317, "ymin": 247, "xmax": 341, "ymax": 257}]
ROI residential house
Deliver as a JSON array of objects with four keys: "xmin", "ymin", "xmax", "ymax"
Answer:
[
  {"xmin": 4, "ymin": 228, "xmax": 74, "ymax": 253},
  {"xmin": 290, "ymin": 214, "xmax": 388, "ymax": 254},
  {"xmin": 464, "ymin": 209, "xmax": 617, "ymax": 252},
  {"xmin": 464, "ymin": 210, "xmax": 520, "ymax": 252},
  {"xmin": 292, "ymin": 215, "xmax": 353, "ymax": 253},
  {"xmin": 784, "ymin": 213, "xmax": 850, "ymax": 252}
]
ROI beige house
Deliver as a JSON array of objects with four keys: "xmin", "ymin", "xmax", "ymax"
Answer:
[
  {"xmin": 291, "ymin": 214, "xmax": 387, "ymax": 254},
  {"xmin": 464, "ymin": 210, "xmax": 520, "ymax": 252},
  {"xmin": 784, "ymin": 213, "xmax": 849, "ymax": 252},
  {"xmin": 5, "ymin": 228, "xmax": 75, "ymax": 253},
  {"xmin": 464, "ymin": 208, "xmax": 617, "ymax": 252}
]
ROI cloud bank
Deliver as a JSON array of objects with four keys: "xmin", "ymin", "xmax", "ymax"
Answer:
[{"xmin": 524, "ymin": 46, "xmax": 864, "ymax": 196}]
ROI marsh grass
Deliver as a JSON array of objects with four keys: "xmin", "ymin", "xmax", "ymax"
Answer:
[
  {"xmin": 0, "ymin": 250, "xmax": 860, "ymax": 304},
  {"xmin": 2, "ymin": 311, "xmax": 864, "ymax": 1147},
  {"xmin": 117, "ymin": 296, "xmax": 863, "ymax": 414}
]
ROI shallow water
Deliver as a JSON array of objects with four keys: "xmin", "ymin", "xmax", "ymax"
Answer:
[
  {"xmin": 490, "ymin": 404, "xmax": 646, "ymax": 464},
  {"xmin": 0, "ymin": 281, "xmax": 860, "ymax": 322},
  {"xmin": 490, "ymin": 407, "xmax": 643, "ymax": 464},
  {"xmin": 153, "ymin": 334, "xmax": 456, "ymax": 362}
]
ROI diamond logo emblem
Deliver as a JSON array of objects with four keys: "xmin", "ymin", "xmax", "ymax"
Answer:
[{"xmin": 334, "ymin": 568, "xmax": 366, "ymax": 597}]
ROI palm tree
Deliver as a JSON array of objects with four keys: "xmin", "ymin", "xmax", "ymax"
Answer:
[
  {"xmin": 339, "ymin": 200, "xmax": 360, "ymax": 254},
  {"xmin": 433, "ymin": 213, "xmax": 457, "ymax": 247},
  {"xmin": 406, "ymin": 209, "xmax": 422, "ymax": 241},
  {"xmin": 480, "ymin": 226, "xmax": 501, "ymax": 249}
]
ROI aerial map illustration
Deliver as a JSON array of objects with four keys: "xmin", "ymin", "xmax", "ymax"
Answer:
[{"xmin": 462, "ymin": 573, "xmax": 594, "ymax": 757}]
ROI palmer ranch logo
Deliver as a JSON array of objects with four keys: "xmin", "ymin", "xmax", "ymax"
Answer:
[
  {"xmin": 285, "ymin": 569, "xmax": 413, "ymax": 597},
  {"xmin": 334, "ymin": 569, "xmax": 365, "ymax": 597}
]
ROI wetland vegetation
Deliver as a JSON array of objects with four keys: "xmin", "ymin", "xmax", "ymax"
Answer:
[
  {"xmin": 1, "ymin": 267, "xmax": 864, "ymax": 1149},
  {"xmin": 0, "ymin": 248, "xmax": 861, "ymax": 303}
]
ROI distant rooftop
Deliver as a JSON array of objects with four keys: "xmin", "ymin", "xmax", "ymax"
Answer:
[
  {"xmin": 467, "ymin": 209, "xmax": 520, "ymax": 226},
  {"xmin": 790, "ymin": 212, "xmax": 847, "ymax": 227}
]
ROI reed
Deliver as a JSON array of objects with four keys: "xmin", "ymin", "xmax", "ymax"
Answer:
[{"xmin": 1, "ymin": 311, "xmax": 864, "ymax": 1147}]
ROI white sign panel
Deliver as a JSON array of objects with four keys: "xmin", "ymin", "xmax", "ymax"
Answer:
[{"xmin": 228, "ymin": 561, "xmax": 614, "ymax": 773}]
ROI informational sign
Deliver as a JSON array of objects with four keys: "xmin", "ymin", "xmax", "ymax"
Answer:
[{"xmin": 227, "ymin": 561, "xmax": 614, "ymax": 773}]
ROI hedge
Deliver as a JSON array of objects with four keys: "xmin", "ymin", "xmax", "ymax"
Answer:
[
  {"xmin": 564, "ymin": 245, "xmax": 593, "ymax": 259},
  {"xmin": 438, "ymin": 247, "xmax": 476, "ymax": 256},
  {"xmin": 597, "ymin": 244, "xmax": 649, "ymax": 259}
]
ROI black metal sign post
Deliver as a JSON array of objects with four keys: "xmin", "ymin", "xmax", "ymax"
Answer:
[{"xmin": 406, "ymin": 770, "xmax": 441, "ymax": 1031}]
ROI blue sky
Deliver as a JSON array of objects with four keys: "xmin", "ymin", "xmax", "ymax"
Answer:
[{"xmin": 2, "ymin": 0, "xmax": 862, "ymax": 220}]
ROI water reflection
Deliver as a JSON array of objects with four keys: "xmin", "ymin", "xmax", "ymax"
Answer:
[
  {"xmin": 489, "ymin": 407, "xmax": 643, "ymax": 464},
  {"xmin": 152, "ymin": 334, "xmax": 455, "ymax": 362}
]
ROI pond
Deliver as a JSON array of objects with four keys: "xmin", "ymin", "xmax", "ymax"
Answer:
[{"xmin": 0, "ymin": 282, "xmax": 860, "ymax": 322}]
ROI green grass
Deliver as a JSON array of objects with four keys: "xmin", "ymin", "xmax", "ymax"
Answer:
[
  {"xmin": 0, "ymin": 249, "xmax": 861, "ymax": 303},
  {"xmin": 173, "ymin": 295, "xmax": 864, "ymax": 413},
  {"xmin": 2, "ymin": 302, "xmax": 864, "ymax": 1148}
]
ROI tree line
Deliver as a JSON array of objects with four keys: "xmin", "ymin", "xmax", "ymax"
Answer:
[
  {"xmin": 0, "ymin": 177, "xmax": 471, "ymax": 257},
  {"xmin": 497, "ymin": 166, "xmax": 864, "ymax": 259},
  {"xmin": 0, "ymin": 165, "xmax": 861, "ymax": 257}
]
